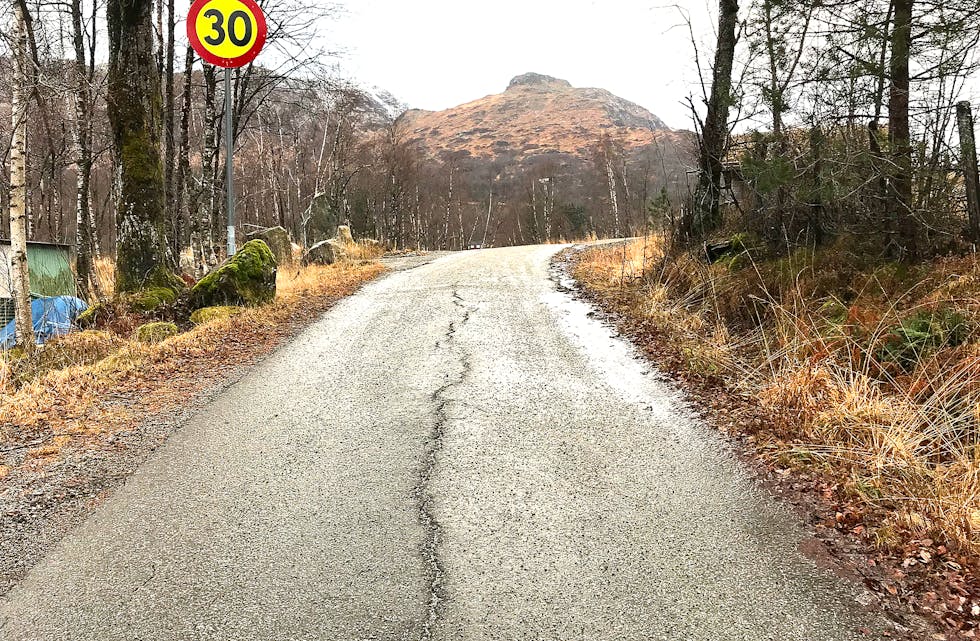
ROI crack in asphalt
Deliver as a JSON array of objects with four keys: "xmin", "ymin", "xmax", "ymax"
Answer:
[
  {"xmin": 135, "ymin": 563, "xmax": 156, "ymax": 591},
  {"xmin": 413, "ymin": 288, "xmax": 473, "ymax": 641}
]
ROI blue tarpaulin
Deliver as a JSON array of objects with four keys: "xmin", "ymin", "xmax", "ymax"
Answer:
[{"xmin": 0, "ymin": 297, "xmax": 89, "ymax": 350}]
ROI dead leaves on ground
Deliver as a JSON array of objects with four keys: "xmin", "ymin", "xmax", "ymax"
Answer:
[{"xmin": 0, "ymin": 262, "xmax": 384, "ymax": 471}]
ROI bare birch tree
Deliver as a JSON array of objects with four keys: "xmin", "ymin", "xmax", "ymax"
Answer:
[{"xmin": 8, "ymin": 0, "xmax": 34, "ymax": 352}]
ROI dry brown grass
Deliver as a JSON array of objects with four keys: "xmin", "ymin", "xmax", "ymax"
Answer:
[
  {"xmin": 93, "ymin": 256, "xmax": 116, "ymax": 295},
  {"xmin": 0, "ymin": 261, "xmax": 384, "ymax": 463},
  {"xmin": 349, "ymin": 241, "xmax": 386, "ymax": 261},
  {"xmin": 575, "ymin": 236, "xmax": 980, "ymax": 554}
]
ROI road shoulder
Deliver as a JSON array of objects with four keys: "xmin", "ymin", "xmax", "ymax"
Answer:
[
  {"xmin": 559, "ymin": 244, "xmax": 951, "ymax": 640},
  {"xmin": 0, "ymin": 262, "xmax": 385, "ymax": 597}
]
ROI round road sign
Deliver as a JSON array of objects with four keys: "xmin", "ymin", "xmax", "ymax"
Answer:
[{"xmin": 188, "ymin": 0, "xmax": 267, "ymax": 68}]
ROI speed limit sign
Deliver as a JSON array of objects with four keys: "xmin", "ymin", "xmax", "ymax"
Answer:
[
  {"xmin": 187, "ymin": 0, "xmax": 267, "ymax": 69},
  {"xmin": 187, "ymin": 0, "xmax": 267, "ymax": 257}
]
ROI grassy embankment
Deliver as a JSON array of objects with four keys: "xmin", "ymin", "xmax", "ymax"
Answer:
[
  {"xmin": 0, "ymin": 257, "xmax": 385, "ymax": 475},
  {"xmin": 575, "ymin": 236, "xmax": 980, "ymax": 554}
]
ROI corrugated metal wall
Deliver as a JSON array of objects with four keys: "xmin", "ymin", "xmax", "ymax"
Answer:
[{"xmin": 0, "ymin": 243, "xmax": 76, "ymax": 327}]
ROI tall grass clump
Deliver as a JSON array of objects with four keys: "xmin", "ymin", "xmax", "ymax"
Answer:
[{"xmin": 575, "ymin": 235, "xmax": 980, "ymax": 552}]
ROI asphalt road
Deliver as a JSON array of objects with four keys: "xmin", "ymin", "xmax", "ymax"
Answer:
[{"xmin": 0, "ymin": 245, "xmax": 888, "ymax": 640}]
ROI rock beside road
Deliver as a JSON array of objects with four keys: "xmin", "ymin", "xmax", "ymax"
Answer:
[
  {"xmin": 190, "ymin": 240, "xmax": 278, "ymax": 309},
  {"xmin": 247, "ymin": 227, "xmax": 293, "ymax": 265},
  {"xmin": 303, "ymin": 226, "xmax": 366, "ymax": 266},
  {"xmin": 304, "ymin": 239, "xmax": 349, "ymax": 266},
  {"xmin": 190, "ymin": 306, "xmax": 244, "ymax": 325},
  {"xmin": 336, "ymin": 225, "xmax": 356, "ymax": 247}
]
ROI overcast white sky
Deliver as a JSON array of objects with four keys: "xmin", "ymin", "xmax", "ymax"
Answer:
[{"xmin": 324, "ymin": 0, "xmax": 716, "ymax": 129}]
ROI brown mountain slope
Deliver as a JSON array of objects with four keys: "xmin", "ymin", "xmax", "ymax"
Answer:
[
  {"xmin": 398, "ymin": 73, "xmax": 689, "ymax": 166},
  {"xmin": 380, "ymin": 73, "xmax": 692, "ymax": 244}
]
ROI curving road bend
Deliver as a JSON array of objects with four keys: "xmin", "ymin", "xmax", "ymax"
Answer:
[{"xmin": 0, "ymin": 245, "xmax": 888, "ymax": 640}]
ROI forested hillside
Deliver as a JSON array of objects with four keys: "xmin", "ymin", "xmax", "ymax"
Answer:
[
  {"xmin": 398, "ymin": 73, "xmax": 691, "ymax": 245},
  {"xmin": 0, "ymin": 9, "xmax": 685, "ymax": 289}
]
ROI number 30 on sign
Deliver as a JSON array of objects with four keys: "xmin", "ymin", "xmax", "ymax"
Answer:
[{"xmin": 187, "ymin": 0, "xmax": 267, "ymax": 68}]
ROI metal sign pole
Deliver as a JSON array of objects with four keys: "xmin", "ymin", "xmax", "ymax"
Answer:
[
  {"xmin": 224, "ymin": 67, "xmax": 236, "ymax": 256},
  {"xmin": 189, "ymin": 0, "xmax": 266, "ymax": 258}
]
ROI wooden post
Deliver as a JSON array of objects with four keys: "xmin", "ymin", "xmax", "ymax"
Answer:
[{"xmin": 957, "ymin": 101, "xmax": 980, "ymax": 245}]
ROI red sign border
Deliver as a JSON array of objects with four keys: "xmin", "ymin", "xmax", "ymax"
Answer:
[{"xmin": 187, "ymin": 0, "xmax": 267, "ymax": 69}]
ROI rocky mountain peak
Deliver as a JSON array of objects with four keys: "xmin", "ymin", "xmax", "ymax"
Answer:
[
  {"xmin": 398, "ymin": 73, "xmax": 683, "ymax": 171},
  {"xmin": 507, "ymin": 73, "xmax": 573, "ymax": 91}
]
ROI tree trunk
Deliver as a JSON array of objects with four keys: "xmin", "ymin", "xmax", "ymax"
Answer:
[
  {"xmin": 957, "ymin": 101, "xmax": 980, "ymax": 245},
  {"xmin": 888, "ymin": 0, "xmax": 916, "ymax": 258},
  {"xmin": 866, "ymin": 1, "xmax": 893, "ymax": 219},
  {"xmin": 530, "ymin": 181, "xmax": 540, "ymax": 242},
  {"xmin": 175, "ymin": 45, "xmax": 194, "ymax": 269},
  {"xmin": 9, "ymin": 0, "xmax": 35, "ymax": 352},
  {"xmin": 198, "ymin": 65, "xmax": 219, "ymax": 269},
  {"xmin": 87, "ymin": 0, "xmax": 102, "ymax": 257},
  {"xmin": 621, "ymin": 160, "xmax": 633, "ymax": 234},
  {"xmin": 692, "ymin": 0, "xmax": 739, "ymax": 238},
  {"xmin": 808, "ymin": 125, "xmax": 825, "ymax": 246},
  {"xmin": 443, "ymin": 167, "xmax": 453, "ymax": 249},
  {"xmin": 604, "ymin": 155, "xmax": 621, "ymax": 238},
  {"xmin": 107, "ymin": 0, "xmax": 169, "ymax": 292},
  {"xmin": 482, "ymin": 183, "xmax": 494, "ymax": 248},
  {"xmin": 762, "ymin": 0, "xmax": 790, "ymax": 243},
  {"xmin": 70, "ymin": 0, "xmax": 96, "ymax": 299},
  {"xmin": 163, "ymin": 0, "xmax": 178, "ymax": 267}
]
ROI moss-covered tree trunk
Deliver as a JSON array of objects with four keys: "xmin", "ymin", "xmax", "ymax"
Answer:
[{"xmin": 107, "ymin": 0, "xmax": 167, "ymax": 293}]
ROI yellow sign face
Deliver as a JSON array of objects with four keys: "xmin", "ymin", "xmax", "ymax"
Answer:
[{"xmin": 193, "ymin": 0, "xmax": 260, "ymax": 63}]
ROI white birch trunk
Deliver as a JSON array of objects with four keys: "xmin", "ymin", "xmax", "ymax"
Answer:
[
  {"xmin": 443, "ymin": 167, "xmax": 453, "ymax": 249},
  {"xmin": 71, "ymin": 0, "xmax": 96, "ymax": 298},
  {"xmin": 605, "ymin": 154, "xmax": 621, "ymax": 238},
  {"xmin": 10, "ymin": 1, "xmax": 35, "ymax": 352},
  {"xmin": 481, "ymin": 185, "xmax": 493, "ymax": 248}
]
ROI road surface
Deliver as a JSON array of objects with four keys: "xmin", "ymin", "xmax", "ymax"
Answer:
[{"xmin": 0, "ymin": 245, "xmax": 887, "ymax": 640}]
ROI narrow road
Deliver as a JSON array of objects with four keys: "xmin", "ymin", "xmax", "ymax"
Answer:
[{"xmin": 1, "ymin": 245, "xmax": 886, "ymax": 640}]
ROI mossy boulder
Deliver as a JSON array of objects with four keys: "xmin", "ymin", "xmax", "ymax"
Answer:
[
  {"xmin": 190, "ymin": 306, "xmax": 244, "ymax": 325},
  {"xmin": 148, "ymin": 267, "xmax": 188, "ymax": 292},
  {"xmin": 189, "ymin": 240, "xmax": 278, "ymax": 309},
  {"xmin": 704, "ymin": 233, "xmax": 758, "ymax": 265},
  {"xmin": 134, "ymin": 322, "xmax": 179, "ymax": 345},
  {"xmin": 119, "ymin": 268, "xmax": 187, "ymax": 315},
  {"xmin": 128, "ymin": 287, "xmax": 179, "ymax": 313},
  {"xmin": 248, "ymin": 226, "xmax": 293, "ymax": 265}
]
